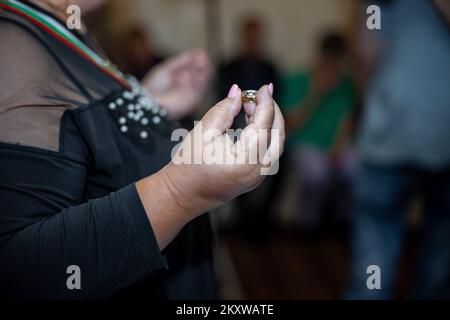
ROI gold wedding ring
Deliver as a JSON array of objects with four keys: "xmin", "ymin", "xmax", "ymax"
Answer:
[{"xmin": 241, "ymin": 90, "xmax": 257, "ymax": 104}]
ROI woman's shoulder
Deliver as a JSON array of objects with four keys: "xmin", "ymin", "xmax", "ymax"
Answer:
[
  {"xmin": 0, "ymin": 21, "xmax": 82, "ymax": 152},
  {"xmin": 0, "ymin": 20, "xmax": 67, "ymax": 96}
]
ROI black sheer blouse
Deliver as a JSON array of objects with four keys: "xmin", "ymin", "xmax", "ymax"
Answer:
[{"xmin": 0, "ymin": 1, "xmax": 215, "ymax": 299}]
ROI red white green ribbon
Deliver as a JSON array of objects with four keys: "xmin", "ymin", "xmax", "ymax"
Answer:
[{"xmin": 0, "ymin": 0, "xmax": 131, "ymax": 88}]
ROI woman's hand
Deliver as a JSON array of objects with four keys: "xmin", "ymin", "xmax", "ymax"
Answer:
[
  {"xmin": 142, "ymin": 49, "xmax": 213, "ymax": 120},
  {"xmin": 162, "ymin": 83, "xmax": 285, "ymax": 215},
  {"xmin": 136, "ymin": 84, "xmax": 285, "ymax": 249}
]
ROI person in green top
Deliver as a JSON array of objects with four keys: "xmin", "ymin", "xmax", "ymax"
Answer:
[{"xmin": 280, "ymin": 32, "xmax": 357, "ymax": 235}]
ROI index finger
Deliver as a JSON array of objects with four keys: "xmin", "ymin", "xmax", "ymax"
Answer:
[{"xmin": 248, "ymin": 85, "xmax": 275, "ymax": 130}]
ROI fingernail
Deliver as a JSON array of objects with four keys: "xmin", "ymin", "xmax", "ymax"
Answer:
[
  {"xmin": 228, "ymin": 84, "xmax": 239, "ymax": 98},
  {"xmin": 268, "ymin": 83, "xmax": 274, "ymax": 96}
]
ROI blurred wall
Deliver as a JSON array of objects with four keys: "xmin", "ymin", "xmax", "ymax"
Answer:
[
  {"xmin": 129, "ymin": 0, "xmax": 355, "ymax": 70},
  {"xmin": 130, "ymin": 0, "xmax": 207, "ymax": 54},
  {"xmin": 219, "ymin": 0, "xmax": 354, "ymax": 69}
]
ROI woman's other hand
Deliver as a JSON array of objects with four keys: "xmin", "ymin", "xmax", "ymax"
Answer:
[{"xmin": 142, "ymin": 49, "xmax": 213, "ymax": 120}]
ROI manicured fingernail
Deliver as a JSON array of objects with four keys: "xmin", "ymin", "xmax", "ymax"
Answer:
[
  {"xmin": 228, "ymin": 84, "xmax": 239, "ymax": 98},
  {"xmin": 268, "ymin": 83, "xmax": 274, "ymax": 96}
]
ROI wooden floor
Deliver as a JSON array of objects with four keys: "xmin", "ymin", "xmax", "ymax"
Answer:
[{"xmin": 223, "ymin": 229, "xmax": 415, "ymax": 299}]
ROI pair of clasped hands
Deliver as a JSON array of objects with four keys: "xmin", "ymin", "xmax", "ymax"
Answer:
[{"xmin": 138, "ymin": 50, "xmax": 285, "ymax": 249}]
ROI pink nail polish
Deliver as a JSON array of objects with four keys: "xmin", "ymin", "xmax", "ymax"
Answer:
[
  {"xmin": 228, "ymin": 84, "xmax": 239, "ymax": 98},
  {"xmin": 268, "ymin": 83, "xmax": 274, "ymax": 96}
]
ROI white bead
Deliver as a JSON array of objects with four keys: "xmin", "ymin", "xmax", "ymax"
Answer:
[
  {"xmin": 139, "ymin": 100, "xmax": 149, "ymax": 110},
  {"xmin": 159, "ymin": 108, "xmax": 167, "ymax": 117},
  {"xmin": 139, "ymin": 131, "xmax": 148, "ymax": 139},
  {"xmin": 118, "ymin": 117, "xmax": 126, "ymax": 124},
  {"xmin": 108, "ymin": 102, "xmax": 116, "ymax": 110},
  {"xmin": 127, "ymin": 104, "xmax": 134, "ymax": 111},
  {"xmin": 135, "ymin": 103, "xmax": 142, "ymax": 110},
  {"xmin": 123, "ymin": 91, "xmax": 133, "ymax": 100},
  {"xmin": 140, "ymin": 117, "xmax": 149, "ymax": 125},
  {"xmin": 152, "ymin": 116, "xmax": 161, "ymax": 124},
  {"xmin": 120, "ymin": 125, "xmax": 128, "ymax": 133},
  {"xmin": 127, "ymin": 111, "xmax": 135, "ymax": 118},
  {"xmin": 116, "ymin": 98, "xmax": 124, "ymax": 106}
]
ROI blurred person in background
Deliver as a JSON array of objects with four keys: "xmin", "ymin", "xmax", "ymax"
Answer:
[
  {"xmin": 218, "ymin": 15, "xmax": 280, "ymax": 117},
  {"xmin": 346, "ymin": 0, "xmax": 450, "ymax": 299},
  {"xmin": 123, "ymin": 26, "xmax": 165, "ymax": 81},
  {"xmin": 280, "ymin": 32, "xmax": 357, "ymax": 238},
  {"xmin": 217, "ymin": 15, "xmax": 282, "ymax": 244}
]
